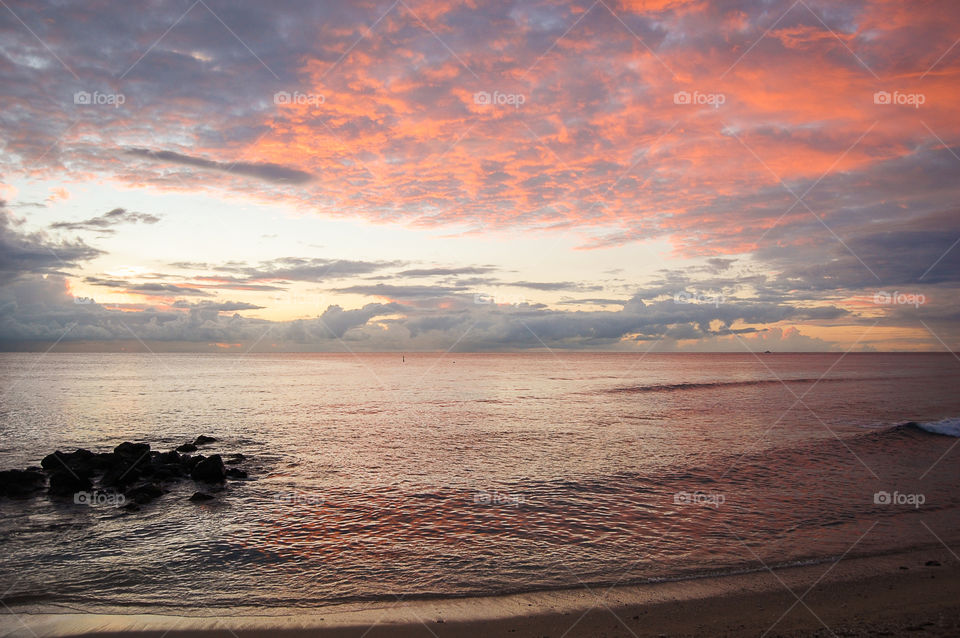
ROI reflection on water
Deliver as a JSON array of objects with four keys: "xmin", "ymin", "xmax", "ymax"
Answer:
[{"xmin": 0, "ymin": 353, "xmax": 959, "ymax": 611}]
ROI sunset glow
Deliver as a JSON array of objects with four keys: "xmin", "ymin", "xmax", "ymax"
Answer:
[{"xmin": 2, "ymin": 0, "xmax": 959, "ymax": 351}]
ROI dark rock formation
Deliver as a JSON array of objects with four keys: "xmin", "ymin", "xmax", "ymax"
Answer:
[
  {"xmin": 184, "ymin": 455, "xmax": 205, "ymax": 471},
  {"xmin": 151, "ymin": 463, "xmax": 186, "ymax": 482},
  {"xmin": 114, "ymin": 442, "xmax": 150, "ymax": 459},
  {"xmin": 189, "ymin": 491, "xmax": 214, "ymax": 502},
  {"xmin": 41, "ymin": 449, "xmax": 100, "ymax": 478},
  {"xmin": 125, "ymin": 482, "xmax": 164, "ymax": 504},
  {"xmin": 0, "ymin": 469, "xmax": 46, "ymax": 497},
  {"xmin": 191, "ymin": 455, "xmax": 226, "ymax": 482},
  {"xmin": 155, "ymin": 450, "xmax": 181, "ymax": 465},
  {"xmin": 101, "ymin": 462, "xmax": 142, "ymax": 488},
  {"xmin": 225, "ymin": 453, "xmax": 245, "ymax": 465},
  {"xmin": 3, "ymin": 438, "xmax": 248, "ymax": 508},
  {"xmin": 48, "ymin": 471, "xmax": 93, "ymax": 496}
]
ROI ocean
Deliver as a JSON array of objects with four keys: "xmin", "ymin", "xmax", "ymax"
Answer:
[{"xmin": 1, "ymin": 352, "xmax": 959, "ymax": 613}]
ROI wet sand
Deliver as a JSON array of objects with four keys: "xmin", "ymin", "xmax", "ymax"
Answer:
[{"xmin": 4, "ymin": 547, "xmax": 959, "ymax": 637}]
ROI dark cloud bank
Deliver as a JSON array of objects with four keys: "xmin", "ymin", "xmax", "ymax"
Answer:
[{"xmin": 3, "ymin": 184, "xmax": 959, "ymax": 351}]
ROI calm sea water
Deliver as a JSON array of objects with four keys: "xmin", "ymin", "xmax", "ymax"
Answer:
[{"xmin": 1, "ymin": 352, "xmax": 959, "ymax": 613}]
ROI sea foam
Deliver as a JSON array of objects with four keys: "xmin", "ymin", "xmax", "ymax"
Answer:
[{"xmin": 913, "ymin": 417, "xmax": 960, "ymax": 437}]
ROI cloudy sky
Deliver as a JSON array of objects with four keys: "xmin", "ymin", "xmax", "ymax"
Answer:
[{"xmin": 1, "ymin": 0, "xmax": 958, "ymax": 352}]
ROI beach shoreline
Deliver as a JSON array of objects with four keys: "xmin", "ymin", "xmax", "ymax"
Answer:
[{"xmin": 5, "ymin": 546, "xmax": 959, "ymax": 637}]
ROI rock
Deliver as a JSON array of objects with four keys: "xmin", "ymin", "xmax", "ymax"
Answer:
[
  {"xmin": 40, "ymin": 451, "xmax": 64, "ymax": 471},
  {"xmin": 100, "ymin": 464, "xmax": 141, "ymax": 488},
  {"xmin": 150, "ymin": 468, "xmax": 172, "ymax": 482},
  {"xmin": 114, "ymin": 442, "xmax": 150, "ymax": 459},
  {"xmin": 152, "ymin": 465, "xmax": 185, "ymax": 481},
  {"xmin": 191, "ymin": 455, "xmax": 225, "ymax": 482},
  {"xmin": 124, "ymin": 482, "xmax": 164, "ymax": 505},
  {"xmin": 68, "ymin": 448, "xmax": 96, "ymax": 463},
  {"xmin": 4, "ymin": 439, "xmax": 249, "ymax": 511},
  {"xmin": 41, "ymin": 449, "xmax": 98, "ymax": 477},
  {"xmin": 95, "ymin": 453, "xmax": 122, "ymax": 474},
  {"xmin": 0, "ymin": 469, "xmax": 47, "ymax": 497},
  {"xmin": 189, "ymin": 491, "xmax": 214, "ymax": 502},
  {"xmin": 48, "ymin": 471, "xmax": 93, "ymax": 497},
  {"xmin": 93, "ymin": 452, "xmax": 119, "ymax": 471},
  {"xmin": 225, "ymin": 468, "xmax": 248, "ymax": 480},
  {"xmin": 156, "ymin": 450, "xmax": 181, "ymax": 464},
  {"xmin": 926, "ymin": 560, "xmax": 942, "ymax": 567}
]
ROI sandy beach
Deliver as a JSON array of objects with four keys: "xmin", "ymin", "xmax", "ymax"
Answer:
[{"xmin": 5, "ymin": 546, "xmax": 958, "ymax": 638}]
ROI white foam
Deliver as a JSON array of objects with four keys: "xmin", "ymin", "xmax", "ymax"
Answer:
[{"xmin": 915, "ymin": 417, "xmax": 960, "ymax": 437}]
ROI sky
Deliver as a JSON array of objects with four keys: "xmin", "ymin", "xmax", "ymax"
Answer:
[{"xmin": 0, "ymin": 0, "xmax": 958, "ymax": 352}]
